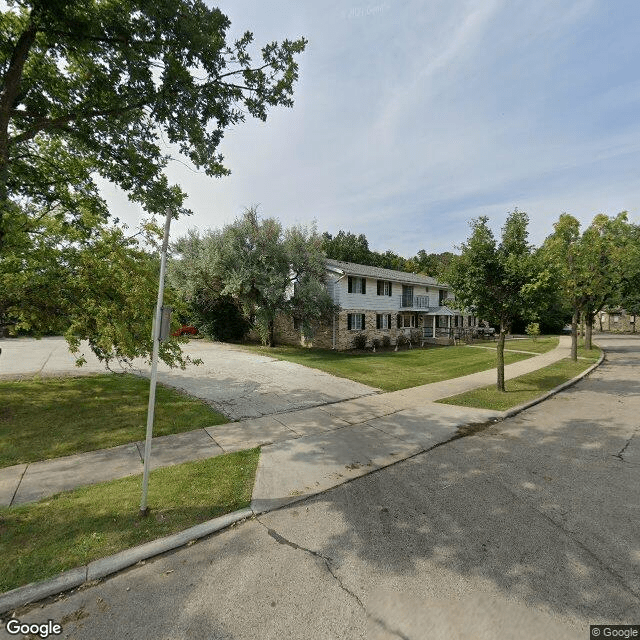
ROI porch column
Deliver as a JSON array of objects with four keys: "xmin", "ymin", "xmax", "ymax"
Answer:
[{"xmin": 433, "ymin": 315, "xmax": 436, "ymax": 337}]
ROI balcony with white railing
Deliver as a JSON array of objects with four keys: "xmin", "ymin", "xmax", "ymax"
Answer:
[{"xmin": 399, "ymin": 295, "xmax": 430, "ymax": 309}]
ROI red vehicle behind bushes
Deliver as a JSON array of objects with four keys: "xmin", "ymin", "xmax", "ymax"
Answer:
[{"xmin": 172, "ymin": 325, "xmax": 198, "ymax": 337}]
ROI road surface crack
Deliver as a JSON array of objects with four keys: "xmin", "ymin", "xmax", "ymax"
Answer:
[
  {"xmin": 614, "ymin": 428, "xmax": 638, "ymax": 462},
  {"xmin": 256, "ymin": 518, "xmax": 410, "ymax": 640}
]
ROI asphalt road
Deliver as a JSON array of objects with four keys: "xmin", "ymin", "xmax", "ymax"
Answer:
[{"xmin": 2, "ymin": 333, "xmax": 639, "ymax": 639}]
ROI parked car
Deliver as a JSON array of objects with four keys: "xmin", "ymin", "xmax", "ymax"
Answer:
[
  {"xmin": 562, "ymin": 324, "xmax": 572, "ymax": 335},
  {"xmin": 172, "ymin": 325, "xmax": 198, "ymax": 337}
]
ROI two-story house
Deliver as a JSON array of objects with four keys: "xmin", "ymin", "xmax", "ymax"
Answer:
[{"xmin": 275, "ymin": 259, "xmax": 477, "ymax": 350}]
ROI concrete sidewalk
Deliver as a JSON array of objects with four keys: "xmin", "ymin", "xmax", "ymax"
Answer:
[{"xmin": 0, "ymin": 337, "xmax": 578, "ymax": 508}]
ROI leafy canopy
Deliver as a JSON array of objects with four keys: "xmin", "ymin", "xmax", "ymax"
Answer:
[
  {"xmin": 1, "ymin": 0, "xmax": 307, "ymax": 238},
  {"xmin": 171, "ymin": 208, "xmax": 337, "ymax": 347},
  {"xmin": 0, "ymin": 0, "xmax": 306, "ymax": 363},
  {"xmin": 445, "ymin": 210, "xmax": 542, "ymax": 390}
]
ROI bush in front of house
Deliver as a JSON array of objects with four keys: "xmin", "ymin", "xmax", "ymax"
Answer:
[
  {"xmin": 382, "ymin": 335, "xmax": 391, "ymax": 348},
  {"xmin": 371, "ymin": 337, "xmax": 381, "ymax": 351},
  {"xmin": 395, "ymin": 334, "xmax": 408, "ymax": 348},
  {"xmin": 352, "ymin": 333, "xmax": 367, "ymax": 350}
]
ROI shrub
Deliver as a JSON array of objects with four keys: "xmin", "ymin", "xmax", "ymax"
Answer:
[
  {"xmin": 382, "ymin": 335, "xmax": 391, "ymax": 348},
  {"xmin": 352, "ymin": 333, "xmax": 367, "ymax": 350},
  {"xmin": 396, "ymin": 334, "xmax": 408, "ymax": 347},
  {"xmin": 525, "ymin": 322, "xmax": 540, "ymax": 341},
  {"xmin": 371, "ymin": 337, "xmax": 381, "ymax": 351}
]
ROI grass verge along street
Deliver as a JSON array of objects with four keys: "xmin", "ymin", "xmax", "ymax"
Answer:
[
  {"xmin": 0, "ymin": 374, "xmax": 228, "ymax": 468},
  {"xmin": 437, "ymin": 346, "xmax": 601, "ymax": 410},
  {"xmin": 0, "ymin": 449, "xmax": 259, "ymax": 594}
]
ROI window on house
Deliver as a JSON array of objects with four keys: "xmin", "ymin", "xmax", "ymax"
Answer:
[
  {"xmin": 348, "ymin": 276, "xmax": 366, "ymax": 294},
  {"xmin": 376, "ymin": 280, "xmax": 392, "ymax": 296},
  {"xmin": 293, "ymin": 318, "xmax": 302, "ymax": 330},
  {"xmin": 397, "ymin": 314, "xmax": 415, "ymax": 328},
  {"xmin": 347, "ymin": 313, "xmax": 366, "ymax": 330},
  {"xmin": 439, "ymin": 289, "xmax": 446, "ymax": 305},
  {"xmin": 376, "ymin": 313, "xmax": 391, "ymax": 329}
]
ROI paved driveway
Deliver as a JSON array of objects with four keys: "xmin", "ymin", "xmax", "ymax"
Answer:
[{"xmin": 0, "ymin": 337, "xmax": 377, "ymax": 420}]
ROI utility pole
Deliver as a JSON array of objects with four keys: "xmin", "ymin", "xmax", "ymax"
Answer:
[{"xmin": 140, "ymin": 210, "xmax": 172, "ymax": 517}]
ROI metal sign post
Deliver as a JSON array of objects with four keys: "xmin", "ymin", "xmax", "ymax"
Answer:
[{"xmin": 140, "ymin": 210, "xmax": 172, "ymax": 517}]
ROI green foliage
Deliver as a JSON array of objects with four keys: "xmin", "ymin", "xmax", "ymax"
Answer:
[
  {"xmin": 0, "ymin": 0, "xmax": 306, "ymax": 232},
  {"xmin": 444, "ymin": 209, "xmax": 543, "ymax": 390},
  {"xmin": 321, "ymin": 229, "xmax": 455, "ymax": 276},
  {"xmin": 382, "ymin": 335, "xmax": 391, "ymax": 348},
  {"xmin": 541, "ymin": 211, "xmax": 637, "ymax": 353},
  {"xmin": 0, "ymin": 1, "xmax": 306, "ymax": 362},
  {"xmin": 322, "ymin": 230, "xmax": 372, "ymax": 265},
  {"xmin": 525, "ymin": 322, "xmax": 540, "ymax": 341},
  {"xmin": 395, "ymin": 334, "xmax": 409, "ymax": 347},
  {"xmin": 371, "ymin": 337, "xmax": 381, "ymax": 350},
  {"xmin": 171, "ymin": 208, "xmax": 337, "ymax": 347},
  {"xmin": 0, "ymin": 213, "xmax": 195, "ymax": 367},
  {"xmin": 352, "ymin": 333, "xmax": 367, "ymax": 350}
]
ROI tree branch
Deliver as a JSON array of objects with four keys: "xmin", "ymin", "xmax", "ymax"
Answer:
[{"xmin": 8, "ymin": 100, "xmax": 149, "ymax": 146}]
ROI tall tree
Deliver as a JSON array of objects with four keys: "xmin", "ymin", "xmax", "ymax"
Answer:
[
  {"xmin": 543, "ymin": 212, "xmax": 633, "ymax": 355},
  {"xmin": 445, "ymin": 210, "xmax": 540, "ymax": 391},
  {"xmin": 0, "ymin": 0, "xmax": 306, "ymax": 361},
  {"xmin": 321, "ymin": 230, "xmax": 372, "ymax": 265},
  {"xmin": 172, "ymin": 209, "xmax": 337, "ymax": 347}
]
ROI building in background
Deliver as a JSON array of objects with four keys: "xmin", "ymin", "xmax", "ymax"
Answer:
[{"xmin": 276, "ymin": 259, "xmax": 479, "ymax": 350}]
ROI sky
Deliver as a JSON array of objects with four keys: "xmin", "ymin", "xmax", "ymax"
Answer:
[{"xmin": 104, "ymin": 0, "xmax": 640, "ymax": 257}]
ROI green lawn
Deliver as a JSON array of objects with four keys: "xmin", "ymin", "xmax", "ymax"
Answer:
[
  {"xmin": 437, "ymin": 349, "xmax": 601, "ymax": 411},
  {"xmin": 0, "ymin": 374, "xmax": 228, "ymax": 468},
  {"xmin": 0, "ymin": 449, "xmax": 259, "ymax": 593},
  {"xmin": 242, "ymin": 344, "xmax": 534, "ymax": 392},
  {"xmin": 471, "ymin": 336, "xmax": 559, "ymax": 353}
]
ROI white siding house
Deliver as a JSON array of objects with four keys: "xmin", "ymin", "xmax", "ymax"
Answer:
[
  {"xmin": 321, "ymin": 259, "xmax": 475, "ymax": 349},
  {"xmin": 273, "ymin": 259, "xmax": 477, "ymax": 350}
]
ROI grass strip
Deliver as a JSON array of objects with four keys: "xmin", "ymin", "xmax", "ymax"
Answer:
[
  {"xmin": 0, "ymin": 448, "xmax": 259, "ymax": 593},
  {"xmin": 0, "ymin": 373, "xmax": 228, "ymax": 468},
  {"xmin": 241, "ymin": 344, "xmax": 533, "ymax": 392},
  {"xmin": 437, "ymin": 350, "xmax": 601, "ymax": 411}
]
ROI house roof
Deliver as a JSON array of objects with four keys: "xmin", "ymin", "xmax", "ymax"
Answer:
[{"xmin": 325, "ymin": 259, "xmax": 445, "ymax": 288}]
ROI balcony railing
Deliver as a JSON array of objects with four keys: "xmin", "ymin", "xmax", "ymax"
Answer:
[{"xmin": 400, "ymin": 295, "xmax": 430, "ymax": 309}]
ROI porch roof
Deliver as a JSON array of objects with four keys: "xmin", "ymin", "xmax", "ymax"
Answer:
[{"xmin": 422, "ymin": 305, "xmax": 457, "ymax": 316}]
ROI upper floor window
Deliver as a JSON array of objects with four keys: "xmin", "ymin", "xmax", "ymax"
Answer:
[
  {"xmin": 439, "ymin": 289, "xmax": 447, "ymax": 305},
  {"xmin": 376, "ymin": 280, "xmax": 392, "ymax": 296},
  {"xmin": 348, "ymin": 276, "xmax": 366, "ymax": 294}
]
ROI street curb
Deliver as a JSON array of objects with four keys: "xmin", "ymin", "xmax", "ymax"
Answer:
[
  {"xmin": 0, "ymin": 507, "xmax": 253, "ymax": 615},
  {"xmin": 501, "ymin": 348, "xmax": 605, "ymax": 419}
]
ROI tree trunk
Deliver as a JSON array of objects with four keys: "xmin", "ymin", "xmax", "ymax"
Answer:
[
  {"xmin": 496, "ymin": 321, "xmax": 506, "ymax": 392},
  {"xmin": 0, "ymin": 18, "xmax": 38, "ymax": 253},
  {"xmin": 267, "ymin": 318, "xmax": 275, "ymax": 347},
  {"xmin": 571, "ymin": 311, "xmax": 578, "ymax": 361},
  {"xmin": 585, "ymin": 313, "xmax": 593, "ymax": 351}
]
